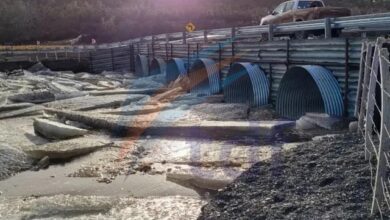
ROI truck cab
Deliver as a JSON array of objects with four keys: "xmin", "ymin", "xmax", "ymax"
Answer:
[{"xmin": 260, "ymin": 0, "xmax": 346, "ymax": 26}]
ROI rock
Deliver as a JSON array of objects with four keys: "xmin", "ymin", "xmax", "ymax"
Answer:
[
  {"xmin": 312, "ymin": 134, "xmax": 339, "ymax": 141},
  {"xmin": 97, "ymin": 175, "xmax": 113, "ymax": 184},
  {"xmin": 33, "ymin": 118, "xmax": 88, "ymax": 140},
  {"xmin": 296, "ymin": 116, "xmax": 317, "ymax": 130},
  {"xmin": 28, "ymin": 62, "xmax": 49, "ymax": 73},
  {"xmin": 31, "ymin": 156, "xmax": 50, "ymax": 171},
  {"xmin": 134, "ymin": 163, "xmax": 152, "ymax": 173},
  {"xmin": 166, "ymin": 167, "xmax": 239, "ymax": 190},
  {"xmin": 8, "ymin": 90, "xmax": 55, "ymax": 104},
  {"xmin": 349, "ymin": 121, "xmax": 358, "ymax": 133},
  {"xmin": 24, "ymin": 139, "xmax": 112, "ymax": 159},
  {"xmin": 304, "ymin": 113, "xmax": 346, "ymax": 130}
]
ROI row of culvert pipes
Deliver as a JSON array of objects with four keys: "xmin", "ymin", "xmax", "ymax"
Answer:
[{"xmin": 135, "ymin": 54, "xmax": 344, "ymax": 120}]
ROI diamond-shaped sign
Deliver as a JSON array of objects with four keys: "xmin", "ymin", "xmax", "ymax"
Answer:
[{"xmin": 185, "ymin": 22, "xmax": 196, "ymax": 32}]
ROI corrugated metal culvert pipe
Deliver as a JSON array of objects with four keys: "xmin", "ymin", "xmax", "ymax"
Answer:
[
  {"xmin": 150, "ymin": 58, "xmax": 166, "ymax": 76},
  {"xmin": 166, "ymin": 58, "xmax": 187, "ymax": 84},
  {"xmin": 276, "ymin": 65, "xmax": 344, "ymax": 119},
  {"xmin": 223, "ymin": 62, "xmax": 270, "ymax": 107},
  {"xmin": 135, "ymin": 55, "xmax": 149, "ymax": 77},
  {"xmin": 189, "ymin": 58, "xmax": 220, "ymax": 95}
]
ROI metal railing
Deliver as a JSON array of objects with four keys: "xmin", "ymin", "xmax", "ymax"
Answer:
[
  {"xmin": 1, "ymin": 12, "xmax": 390, "ymax": 52},
  {"xmin": 356, "ymin": 37, "xmax": 390, "ymax": 218}
]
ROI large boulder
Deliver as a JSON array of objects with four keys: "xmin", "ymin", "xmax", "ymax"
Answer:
[{"xmin": 33, "ymin": 118, "xmax": 88, "ymax": 140}]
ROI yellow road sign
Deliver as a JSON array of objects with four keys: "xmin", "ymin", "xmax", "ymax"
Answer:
[{"xmin": 185, "ymin": 22, "xmax": 196, "ymax": 32}]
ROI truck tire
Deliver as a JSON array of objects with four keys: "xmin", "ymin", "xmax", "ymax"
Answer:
[
  {"xmin": 292, "ymin": 20, "xmax": 308, "ymax": 40},
  {"xmin": 293, "ymin": 31, "xmax": 308, "ymax": 40},
  {"xmin": 332, "ymin": 29, "xmax": 342, "ymax": 38}
]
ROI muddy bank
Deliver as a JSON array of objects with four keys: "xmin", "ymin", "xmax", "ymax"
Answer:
[{"xmin": 199, "ymin": 133, "xmax": 381, "ymax": 219}]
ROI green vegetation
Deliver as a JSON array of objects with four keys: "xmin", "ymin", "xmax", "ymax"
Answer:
[{"xmin": 0, "ymin": 0, "xmax": 389, "ymax": 44}]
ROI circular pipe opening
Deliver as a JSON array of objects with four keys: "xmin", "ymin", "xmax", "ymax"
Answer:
[
  {"xmin": 224, "ymin": 63, "xmax": 269, "ymax": 107},
  {"xmin": 166, "ymin": 58, "xmax": 187, "ymax": 84},
  {"xmin": 189, "ymin": 58, "xmax": 220, "ymax": 95},
  {"xmin": 150, "ymin": 58, "xmax": 166, "ymax": 76},
  {"xmin": 276, "ymin": 65, "xmax": 343, "ymax": 119}
]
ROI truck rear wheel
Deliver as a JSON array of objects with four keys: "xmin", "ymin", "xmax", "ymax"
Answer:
[{"xmin": 293, "ymin": 31, "xmax": 308, "ymax": 40}]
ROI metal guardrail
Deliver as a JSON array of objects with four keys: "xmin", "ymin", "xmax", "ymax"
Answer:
[
  {"xmin": 356, "ymin": 37, "xmax": 390, "ymax": 218},
  {"xmin": 1, "ymin": 12, "xmax": 390, "ymax": 52}
]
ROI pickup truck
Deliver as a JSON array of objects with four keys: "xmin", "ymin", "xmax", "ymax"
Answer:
[{"xmin": 260, "ymin": 0, "xmax": 351, "ymax": 39}]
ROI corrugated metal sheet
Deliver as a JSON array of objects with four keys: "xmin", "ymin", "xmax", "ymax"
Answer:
[
  {"xmin": 189, "ymin": 58, "xmax": 220, "ymax": 95},
  {"xmin": 135, "ymin": 54, "xmax": 149, "ymax": 77},
  {"xmin": 166, "ymin": 58, "xmax": 187, "ymax": 84},
  {"xmin": 276, "ymin": 65, "xmax": 344, "ymax": 119},
  {"xmin": 223, "ymin": 62, "xmax": 269, "ymax": 107},
  {"xmin": 150, "ymin": 58, "xmax": 166, "ymax": 76}
]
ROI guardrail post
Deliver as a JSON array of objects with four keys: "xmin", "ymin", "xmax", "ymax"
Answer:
[
  {"xmin": 130, "ymin": 44, "xmax": 135, "ymax": 72},
  {"xmin": 183, "ymin": 32, "xmax": 187, "ymax": 44},
  {"xmin": 165, "ymin": 43, "xmax": 169, "ymax": 60},
  {"xmin": 187, "ymin": 44, "xmax": 190, "ymax": 73},
  {"xmin": 170, "ymin": 44, "xmax": 173, "ymax": 59},
  {"xmin": 152, "ymin": 36, "xmax": 155, "ymax": 59},
  {"xmin": 268, "ymin": 64, "xmax": 273, "ymax": 104},
  {"xmin": 286, "ymin": 40, "xmax": 290, "ymax": 69},
  {"xmin": 231, "ymin": 27, "xmax": 236, "ymax": 40},
  {"xmin": 110, "ymin": 48, "xmax": 115, "ymax": 71},
  {"xmin": 218, "ymin": 43, "xmax": 222, "ymax": 78},
  {"xmin": 344, "ymin": 38, "xmax": 350, "ymax": 117},
  {"xmin": 147, "ymin": 44, "xmax": 151, "ymax": 75},
  {"xmin": 196, "ymin": 43, "xmax": 200, "ymax": 59},
  {"xmin": 89, "ymin": 51, "xmax": 94, "ymax": 73},
  {"xmin": 268, "ymin": 24, "xmax": 274, "ymax": 41},
  {"xmin": 325, "ymin": 17, "xmax": 332, "ymax": 39},
  {"xmin": 204, "ymin": 30, "xmax": 208, "ymax": 43},
  {"xmin": 165, "ymin": 33, "xmax": 170, "ymax": 44}
]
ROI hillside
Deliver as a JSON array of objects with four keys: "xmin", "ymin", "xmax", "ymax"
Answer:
[{"xmin": 0, "ymin": 0, "xmax": 389, "ymax": 44}]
